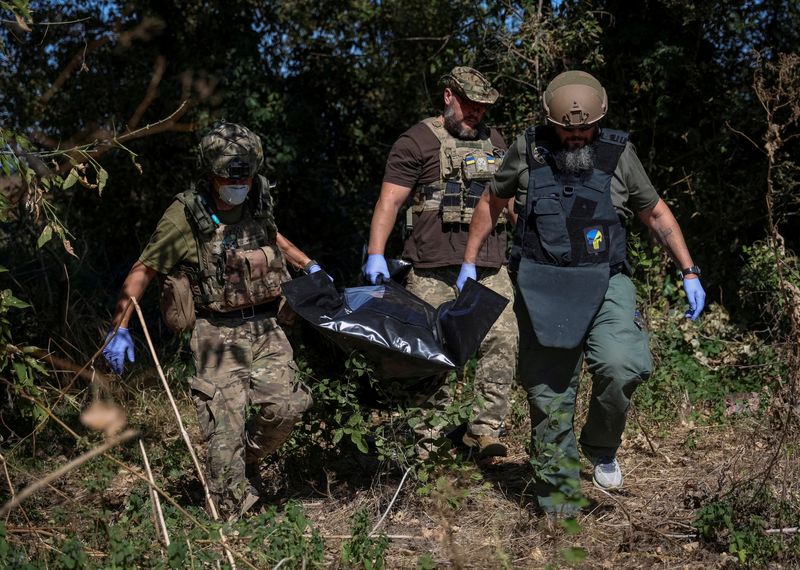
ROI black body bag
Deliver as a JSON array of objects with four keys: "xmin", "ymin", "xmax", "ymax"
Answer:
[{"xmin": 281, "ymin": 272, "xmax": 508, "ymax": 381}]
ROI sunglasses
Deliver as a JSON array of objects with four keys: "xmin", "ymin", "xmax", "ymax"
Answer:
[{"xmin": 561, "ymin": 124, "xmax": 595, "ymax": 132}]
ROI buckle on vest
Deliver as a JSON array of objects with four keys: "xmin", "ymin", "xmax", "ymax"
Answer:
[
  {"xmin": 563, "ymin": 185, "xmax": 574, "ymax": 197},
  {"xmin": 239, "ymin": 305, "xmax": 255, "ymax": 320}
]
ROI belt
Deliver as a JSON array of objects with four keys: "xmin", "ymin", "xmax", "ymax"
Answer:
[{"xmin": 196, "ymin": 300, "xmax": 279, "ymax": 321}]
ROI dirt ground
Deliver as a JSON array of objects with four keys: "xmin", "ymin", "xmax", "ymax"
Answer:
[
  {"xmin": 4, "ymin": 382, "xmax": 795, "ymax": 569},
  {"xmin": 290, "ymin": 413, "xmax": 782, "ymax": 569}
]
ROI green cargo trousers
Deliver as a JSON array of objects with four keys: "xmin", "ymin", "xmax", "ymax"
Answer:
[
  {"xmin": 189, "ymin": 313, "xmax": 312, "ymax": 518},
  {"xmin": 515, "ymin": 274, "xmax": 652, "ymax": 510}
]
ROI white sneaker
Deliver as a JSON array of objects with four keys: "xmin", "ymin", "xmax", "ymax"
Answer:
[{"xmin": 592, "ymin": 456, "xmax": 623, "ymax": 490}]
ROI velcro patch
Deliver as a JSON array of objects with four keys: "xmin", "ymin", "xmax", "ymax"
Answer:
[{"xmin": 583, "ymin": 226, "xmax": 606, "ymax": 254}]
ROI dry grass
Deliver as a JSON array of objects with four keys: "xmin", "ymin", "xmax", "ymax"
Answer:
[
  {"xmin": 296, "ymin": 416, "xmax": 772, "ymax": 569},
  {"xmin": 3, "ymin": 377, "xmax": 796, "ymax": 569}
]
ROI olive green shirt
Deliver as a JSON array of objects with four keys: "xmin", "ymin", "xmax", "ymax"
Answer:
[
  {"xmin": 138, "ymin": 199, "xmax": 246, "ymax": 274},
  {"xmin": 491, "ymin": 131, "xmax": 660, "ymax": 219}
]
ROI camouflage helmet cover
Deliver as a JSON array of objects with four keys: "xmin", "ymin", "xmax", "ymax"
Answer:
[
  {"xmin": 199, "ymin": 122, "xmax": 264, "ymax": 178},
  {"xmin": 442, "ymin": 66, "xmax": 500, "ymax": 105},
  {"xmin": 543, "ymin": 71, "xmax": 608, "ymax": 127}
]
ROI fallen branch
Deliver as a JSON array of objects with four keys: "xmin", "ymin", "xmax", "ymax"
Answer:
[
  {"xmin": 370, "ymin": 467, "xmax": 412, "ymax": 537},
  {"xmin": 139, "ymin": 439, "xmax": 170, "ymax": 548},
  {"xmin": 0, "ymin": 429, "xmax": 138, "ymax": 517},
  {"xmin": 131, "ymin": 297, "xmax": 241, "ymax": 570},
  {"xmin": 765, "ymin": 527, "xmax": 799, "ymax": 535}
]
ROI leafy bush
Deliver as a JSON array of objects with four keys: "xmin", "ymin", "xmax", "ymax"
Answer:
[
  {"xmin": 694, "ymin": 482, "xmax": 800, "ymax": 565},
  {"xmin": 738, "ymin": 240, "xmax": 800, "ymax": 337},
  {"xmin": 340, "ymin": 509, "xmax": 389, "ymax": 570},
  {"xmin": 636, "ymin": 303, "xmax": 783, "ymax": 423}
]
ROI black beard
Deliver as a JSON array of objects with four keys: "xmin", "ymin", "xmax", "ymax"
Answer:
[
  {"xmin": 443, "ymin": 104, "xmax": 483, "ymax": 140},
  {"xmin": 553, "ymin": 145, "xmax": 596, "ymax": 177}
]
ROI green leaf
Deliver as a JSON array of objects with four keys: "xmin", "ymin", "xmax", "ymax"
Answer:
[
  {"xmin": 62, "ymin": 168, "xmax": 79, "ymax": 189},
  {"xmin": 24, "ymin": 356, "xmax": 49, "ymax": 376},
  {"xmin": 350, "ymin": 431, "xmax": 369, "ymax": 454},
  {"xmin": 13, "ymin": 361, "xmax": 28, "ymax": 383},
  {"xmin": 37, "ymin": 224, "xmax": 53, "ymax": 248},
  {"xmin": 2, "ymin": 291, "xmax": 30, "ymax": 309},
  {"xmin": 332, "ymin": 429, "xmax": 344, "ymax": 444},
  {"xmin": 96, "ymin": 167, "xmax": 109, "ymax": 194},
  {"xmin": 559, "ymin": 518, "xmax": 582, "ymax": 534},
  {"xmin": 0, "ymin": 266, "xmax": 7, "ymax": 273},
  {"xmin": 561, "ymin": 547, "xmax": 586, "ymax": 563}
]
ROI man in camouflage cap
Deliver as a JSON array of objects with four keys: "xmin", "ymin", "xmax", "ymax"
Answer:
[
  {"xmin": 365, "ymin": 66, "xmax": 518, "ymax": 459},
  {"xmin": 103, "ymin": 122, "xmax": 326, "ymax": 520},
  {"xmin": 460, "ymin": 70, "xmax": 706, "ymax": 516}
]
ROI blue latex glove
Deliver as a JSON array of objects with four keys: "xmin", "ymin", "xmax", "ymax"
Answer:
[
  {"xmin": 456, "ymin": 262, "xmax": 477, "ymax": 291},
  {"xmin": 365, "ymin": 254, "xmax": 390, "ymax": 284},
  {"xmin": 683, "ymin": 277, "xmax": 706, "ymax": 321},
  {"xmin": 307, "ymin": 263, "xmax": 334, "ymax": 282},
  {"xmin": 103, "ymin": 327, "xmax": 135, "ymax": 375}
]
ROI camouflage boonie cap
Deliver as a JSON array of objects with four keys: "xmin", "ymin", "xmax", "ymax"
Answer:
[
  {"xmin": 199, "ymin": 122, "xmax": 264, "ymax": 178},
  {"xmin": 442, "ymin": 66, "xmax": 500, "ymax": 105}
]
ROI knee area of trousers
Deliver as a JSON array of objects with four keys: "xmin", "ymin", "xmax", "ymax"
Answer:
[{"xmin": 591, "ymin": 354, "xmax": 650, "ymax": 386}]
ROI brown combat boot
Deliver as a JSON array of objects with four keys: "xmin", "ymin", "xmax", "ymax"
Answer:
[{"xmin": 462, "ymin": 430, "xmax": 507, "ymax": 458}]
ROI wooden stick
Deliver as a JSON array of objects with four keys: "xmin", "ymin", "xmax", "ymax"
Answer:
[
  {"xmin": 130, "ymin": 297, "xmax": 239, "ymax": 570},
  {"xmin": 130, "ymin": 298, "xmax": 218, "ymax": 517},
  {"xmin": 139, "ymin": 439, "xmax": 170, "ymax": 547},
  {"xmin": 369, "ymin": 467, "xmax": 412, "ymax": 537}
]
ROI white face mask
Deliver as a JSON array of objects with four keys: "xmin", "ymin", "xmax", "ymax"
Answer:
[{"xmin": 218, "ymin": 184, "xmax": 250, "ymax": 206}]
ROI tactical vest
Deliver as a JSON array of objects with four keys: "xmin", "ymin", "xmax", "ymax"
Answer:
[
  {"xmin": 410, "ymin": 117, "xmax": 505, "ymax": 226},
  {"xmin": 175, "ymin": 175, "xmax": 288, "ymax": 313},
  {"xmin": 513, "ymin": 126, "xmax": 628, "ymax": 349}
]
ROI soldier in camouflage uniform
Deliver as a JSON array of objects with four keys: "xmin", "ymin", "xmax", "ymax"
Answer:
[
  {"xmin": 103, "ymin": 123, "xmax": 322, "ymax": 519},
  {"xmin": 365, "ymin": 67, "xmax": 519, "ymax": 458}
]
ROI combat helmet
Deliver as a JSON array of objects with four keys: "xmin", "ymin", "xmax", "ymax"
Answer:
[
  {"xmin": 542, "ymin": 71, "xmax": 607, "ymax": 128},
  {"xmin": 199, "ymin": 122, "xmax": 264, "ymax": 178}
]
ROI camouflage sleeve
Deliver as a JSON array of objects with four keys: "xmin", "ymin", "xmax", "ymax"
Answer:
[{"xmin": 138, "ymin": 201, "xmax": 195, "ymax": 274}]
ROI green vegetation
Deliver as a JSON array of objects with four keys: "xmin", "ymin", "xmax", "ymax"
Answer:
[{"xmin": 1, "ymin": 0, "xmax": 799, "ymax": 566}]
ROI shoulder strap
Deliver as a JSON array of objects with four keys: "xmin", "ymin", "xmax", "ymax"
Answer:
[
  {"xmin": 421, "ymin": 116, "xmax": 446, "ymax": 141},
  {"xmin": 175, "ymin": 184, "xmax": 216, "ymax": 239},
  {"xmin": 524, "ymin": 125, "xmax": 559, "ymax": 172},
  {"xmin": 594, "ymin": 128, "xmax": 629, "ymax": 174},
  {"xmin": 174, "ymin": 183, "xmax": 217, "ymax": 305},
  {"xmin": 249, "ymin": 175, "xmax": 278, "ymax": 241}
]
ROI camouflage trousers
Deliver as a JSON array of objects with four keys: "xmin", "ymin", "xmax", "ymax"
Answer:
[
  {"xmin": 189, "ymin": 313, "xmax": 312, "ymax": 518},
  {"xmin": 405, "ymin": 266, "xmax": 519, "ymax": 436}
]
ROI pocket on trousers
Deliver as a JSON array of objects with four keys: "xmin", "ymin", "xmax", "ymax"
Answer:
[{"xmin": 190, "ymin": 376, "xmax": 218, "ymax": 440}]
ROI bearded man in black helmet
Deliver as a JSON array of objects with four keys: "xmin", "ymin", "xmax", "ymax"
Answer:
[
  {"xmin": 103, "ymin": 123, "xmax": 325, "ymax": 519},
  {"xmin": 460, "ymin": 71, "xmax": 706, "ymax": 515},
  {"xmin": 364, "ymin": 66, "xmax": 519, "ymax": 459}
]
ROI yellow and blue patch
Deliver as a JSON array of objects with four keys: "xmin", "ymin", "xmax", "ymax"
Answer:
[{"xmin": 584, "ymin": 226, "xmax": 606, "ymax": 253}]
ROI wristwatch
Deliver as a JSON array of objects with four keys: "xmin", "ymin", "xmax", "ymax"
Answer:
[{"xmin": 679, "ymin": 265, "xmax": 702, "ymax": 278}]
